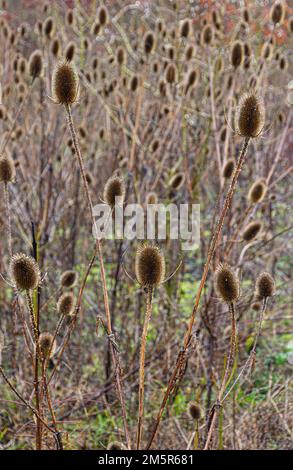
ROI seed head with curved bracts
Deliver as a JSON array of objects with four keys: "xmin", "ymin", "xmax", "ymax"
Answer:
[
  {"xmin": 255, "ymin": 272, "xmax": 275, "ymax": 299},
  {"xmin": 236, "ymin": 93, "xmax": 265, "ymax": 138},
  {"xmin": 0, "ymin": 156, "xmax": 15, "ymax": 183},
  {"xmin": 103, "ymin": 175, "xmax": 125, "ymax": 208},
  {"xmin": 188, "ymin": 402, "xmax": 202, "ymax": 421},
  {"xmin": 52, "ymin": 61, "xmax": 79, "ymax": 105},
  {"xmin": 135, "ymin": 244, "xmax": 165, "ymax": 288},
  {"xmin": 38, "ymin": 332, "xmax": 56, "ymax": 359},
  {"xmin": 242, "ymin": 220, "xmax": 263, "ymax": 242},
  {"xmin": 10, "ymin": 253, "xmax": 40, "ymax": 291},
  {"xmin": 248, "ymin": 179, "xmax": 267, "ymax": 204},
  {"xmin": 60, "ymin": 270, "xmax": 77, "ymax": 288},
  {"xmin": 215, "ymin": 264, "xmax": 240, "ymax": 303},
  {"xmin": 57, "ymin": 292, "xmax": 75, "ymax": 316},
  {"xmin": 222, "ymin": 159, "xmax": 235, "ymax": 179},
  {"xmin": 28, "ymin": 50, "xmax": 43, "ymax": 80}
]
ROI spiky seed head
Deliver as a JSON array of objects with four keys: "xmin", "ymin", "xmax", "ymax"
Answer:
[
  {"xmin": 65, "ymin": 42, "xmax": 76, "ymax": 62},
  {"xmin": 130, "ymin": 75, "xmax": 138, "ymax": 92},
  {"xmin": 243, "ymin": 8, "xmax": 249, "ymax": 23},
  {"xmin": 255, "ymin": 272, "xmax": 275, "ymax": 298},
  {"xmin": 135, "ymin": 244, "xmax": 165, "ymax": 288},
  {"xmin": 60, "ymin": 270, "xmax": 77, "ymax": 288},
  {"xmin": 146, "ymin": 191, "xmax": 158, "ymax": 205},
  {"xmin": 43, "ymin": 16, "xmax": 54, "ymax": 38},
  {"xmin": 39, "ymin": 332, "xmax": 56, "ymax": 359},
  {"xmin": 143, "ymin": 31, "xmax": 155, "ymax": 55},
  {"xmin": 231, "ymin": 40, "xmax": 244, "ymax": 68},
  {"xmin": 180, "ymin": 19, "xmax": 191, "ymax": 38},
  {"xmin": 270, "ymin": 1, "xmax": 285, "ymax": 25},
  {"xmin": 170, "ymin": 172, "xmax": 185, "ymax": 190},
  {"xmin": 201, "ymin": 24, "xmax": 213, "ymax": 46},
  {"xmin": 165, "ymin": 63, "xmax": 177, "ymax": 84},
  {"xmin": 98, "ymin": 6, "xmax": 108, "ymax": 26},
  {"xmin": 236, "ymin": 93, "xmax": 265, "ymax": 138},
  {"xmin": 57, "ymin": 292, "xmax": 75, "ymax": 316},
  {"xmin": 52, "ymin": 61, "xmax": 79, "ymax": 105},
  {"xmin": 0, "ymin": 156, "xmax": 15, "ymax": 183},
  {"xmin": 116, "ymin": 46, "xmax": 125, "ymax": 66},
  {"xmin": 279, "ymin": 56, "xmax": 287, "ymax": 71},
  {"xmin": 66, "ymin": 9, "xmax": 74, "ymax": 26},
  {"xmin": 248, "ymin": 179, "xmax": 267, "ymax": 204},
  {"xmin": 215, "ymin": 264, "xmax": 240, "ymax": 303},
  {"xmin": 51, "ymin": 38, "xmax": 60, "ymax": 57},
  {"xmin": 251, "ymin": 301, "xmax": 261, "ymax": 311},
  {"xmin": 10, "ymin": 253, "xmax": 40, "ymax": 291},
  {"xmin": 103, "ymin": 175, "xmax": 125, "ymax": 208},
  {"xmin": 188, "ymin": 402, "xmax": 202, "ymax": 421},
  {"xmin": 222, "ymin": 159, "xmax": 235, "ymax": 179},
  {"xmin": 29, "ymin": 50, "xmax": 43, "ymax": 79},
  {"xmin": 242, "ymin": 220, "xmax": 263, "ymax": 242}
]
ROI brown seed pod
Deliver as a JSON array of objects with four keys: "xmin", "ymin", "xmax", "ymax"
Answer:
[
  {"xmin": 130, "ymin": 75, "xmax": 138, "ymax": 92},
  {"xmin": 51, "ymin": 38, "xmax": 60, "ymax": 57},
  {"xmin": 231, "ymin": 40, "xmax": 244, "ymax": 68},
  {"xmin": 60, "ymin": 270, "xmax": 77, "ymax": 288},
  {"xmin": 236, "ymin": 93, "xmax": 265, "ymax": 138},
  {"xmin": 66, "ymin": 9, "xmax": 74, "ymax": 27},
  {"xmin": 251, "ymin": 301, "xmax": 261, "ymax": 311},
  {"xmin": 29, "ymin": 50, "xmax": 43, "ymax": 80},
  {"xmin": 242, "ymin": 220, "xmax": 263, "ymax": 242},
  {"xmin": 215, "ymin": 264, "xmax": 240, "ymax": 303},
  {"xmin": 10, "ymin": 253, "xmax": 40, "ymax": 291},
  {"xmin": 270, "ymin": 1, "xmax": 285, "ymax": 25},
  {"xmin": 107, "ymin": 442, "xmax": 127, "ymax": 450},
  {"xmin": 222, "ymin": 159, "xmax": 235, "ymax": 179},
  {"xmin": 39, "ymin": 332, "xmax": 56, "ymax": 359},
  {"xmin": 103, "ymin": 175, "xmax": 125, "ymax": 208},
  {"xmin": 135, "ymin": 244, "xmax": 165, "ymax": 288},
  {"xmin": 43, "ymin": 16, "xmax": 54, "ymax": 38},
  {"xmin": 248, "ymin": 179, "xmax": 267, "ymax": 204},
  {"xmin": 188, "ymin": 402, "xmax": 202, "ymax": 421},
  {"xmin": 279, "ymin": 56, "xmax": 287, "ymax": 71},
  {"xmin": 185, "ymin": 44, "xmax": 195, "ymax": 61},
  {"xmin": 57, "ymin": 292, "xmax": 75, "ymax": 316},
  {"xmin": 116, "ymin": 46, "xmax": 125, "ymax": 66},
  {"xmin": 180, "ymin": 19, "xmax": 191, "ymax": 38},
  {"xmin": 143, "ymin": 31, "xmax": 155, "ymax": 55},
  {"xmin": 170, "ymin": 172, "xmax": 185, "ymax": 190},
  {"xmin": 201, "ymin": 24, "xmax": 213, "ymax": 46},
  {"xmin": 52, "ymin": 62, "xmax": 79, "ymax": 105},
  {"xmin": 165, "ymin": 63, "xmax": 177, "ymax": 84},
  {"xmin": 0, "ymin": 156, "xmax": 15, "ymax": 183},
  {"xmin": 261, "ymin": 42, "xmax": 273, "ymax": 61},
  {"xmin": 243, "ymin": 8, "xmax": 249, "ymax": 23},
  {"xmin": 255, "ymin": 272, "xmax": 275, "ymax": 298},
  {"xmin": 65, "ymin": 42, "xmax": 76, "ymax": 62},
  {"xmin": 98, "ymin": 6, "xmax": 108, "ymax": 26}
]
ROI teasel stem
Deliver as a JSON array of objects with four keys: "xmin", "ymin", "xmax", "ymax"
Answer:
[
  {"xmin": 222, "ymin": 297, "xmax": 268, "ymax": 403},
  {"xmin": 203, "ymin": 301, "xmax": 237, "ymax": 450},
  {"xmin": 147, "ymin": 137, "xmax": 250, "ymax": 449},
  {"xmin": 26, "ymin": 290, "xmax": 42, "ymax": 450},
  {"xmin": 208, "ymin": 55, "xmax": 222, "ymax": 186},
  {"xmin": 64, "ymin": 104, "xmax": 131, "ymax": 450},
  {"xmin": 137, "ymin": 287, "xmax": 153, "ymax": 450},
  {"xmin": 3, "ymin": 182, "xmax": 12, "ymax": 258}
]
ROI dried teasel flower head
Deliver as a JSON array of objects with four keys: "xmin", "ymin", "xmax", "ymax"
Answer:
[
  {"xmin": 135, "ymin": 244, "xmax": 165, "ymax": 288},
  {"xmin": 222, "ymin": 159, "xmax": 235, "ymax": 179},
  {"xmin": 52, "ymin": 61, "xmax": 79, "ymax": 105},
  {"xmin": 60, "ymin": 270, "xmax": 77, "ymax": 288},
  {"xmin": 43, "ymin": 16, "xmax": 55, "ymax": 38},
  {"xmin": 236, "ymin": 92, "xmax": 265, "ymax": 138},
  {"xmin": 215, "ymin": 264, "xmax": 240, "ymax": 303},
  {"xmin": 188, "ymin": 402, "xmax": 203, "ymax": 421},
  {"xmin": 169, "ymin": 172, "xmax": 185, "ymax": 190},
  {"xmin": 180, "ymin": 18, "xmax": 191, "ymax": 38},
  {"xmin": 165, "ymin": 63, "xmax": 177, "ymax": 84},
  {"xmin": 103, "ymin": 175, "xmax": 125, "ymax": 208},
  {"xmin": 145, "ymin": 191, "xmax": 158, "ymax": 205},
  {"xmin": 65, "ymin": 41, "xmax": 76, "ymax": 62},
  {"xmin": 270, "ymin": 1, "xmax": 285, "ymax": 25},
  {"xmin": 0, "ymin": 156, "xmax": 15, "ymax": 183},
  {"xmin": 10, "ymin": 253, "xmax": 40, "ymax": 291},
  {"xmin": 29, "ymin": 50, "xmax": 43, "ymax": 80},
  {"xmin": 242, "ymin": 220, "xmax": 263, "ymax": 242},
  {"xmin": 107, "ymin": 442, "xmax": 127, "ymax": 450},
  {"xmin": 248, "ymin": 179, "xmax": 267, "ymax": 204},
  {"xmin": 255, "ymin": 272, "xmax": 275, "ymax": 298},
  {"xmin": 143, "ymin": 31, "xmax": 156, "ymax": 55},
  {"xmin": 57, "ymin": 292, "xmax": 75, "ymax": 316},
  {"xmin": 98, "ymin": 5, "xmax": 108, "ymax": 26},
  {"xmin": 201, "ymin": 24, "xmax": 213, "ymax": 46},
  {"xmin": 231, "ymin": 40, "xmax": 244, "ymax": 68},
  {"xmin": 39, "ymin": 332, "xmax": 56, "ymax": 359}
]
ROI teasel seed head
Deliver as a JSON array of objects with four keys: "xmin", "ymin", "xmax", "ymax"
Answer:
[
  {"xmin": 165, "ymin": 63, "xmax": 177, "ymax": 84},
  {"xmin": 231, "ymin": 40, "xmax": 244, "ymax": 68},
  {"xmin": 98, "ymin": 6, "xmax": 108, "ymax": 26},
  {"xmin": 29, "ymin": 50, "xmax": 43, "ymax": 80},
  {"xmin": 170, "ymin": 172, "xmax": 185, "ymax": 190},
  {"xmin": 222, "ymin": 159, "xmax": 235, "ymax": 179},
  {"xmin": 215, "ymin": 264, "xmax": 240, "ymax": 303},
  {"xmin": 242, "ymin": 220, "xmax": 263, "ymax": 242},
  {"xmin": 43, "ymin": 16, "xmax": 54, "ymax": 38},
  {"xmin": 261, "ymin": 42, "xmax": 273, "ymax": 61},
  {"xmin": 180, "ymin": 19, "xmax": 191, "ymax": 38},
  {"xmin": 60, "ymin": 270, "xmax": 77, "ymax": 288},
  {"xmin": 185, "ymin": 44, "xmax": 195, "ymax": 61},
  {"xmin": 146, "ymin": 191, "xmax": 158, "ymax": 205},
  {"xmin": 135, "ymin": 244, "xmax": 165, "ymax": 288},
  {"xmin": 51, "ymin": 38, "xmax": 60, "ymax": 57},
  {"xmin": 65, "ymin": 41, "xmax": 76, "ymax": 62},
  {"xmin": 116, "ymin": 46, "xmax": 125, "ymax": 66},
  {"xmin": 243, "ymin": 8, "xmax": 249, "ymax": 23},
  {"xmin": 66, "ymin": 9, "xmax": 74, "ymax": 27},
  {"xmin": 270, "ymin": 1, "xmax": 285, "ymax": 25},
  {"xmin": 39, "ymin": 332, "xmax": 56, "ymax": 359},
  {"xmin": 10, "ymin": 253, "xmax": 40, "ymax": 291},
  {"xmin": 130, "ymin": 75, "xmax": 138, "ymax": 92},
  {"xmin": 52, "ymin": 61, "xmax": 79, "ymax": 106},
  {"xmin": 57, "ymin": 292, "xmax": 75, "ymax": 316},
  {"xmin": 103, "ymin": 175, "xmax": 125, "ymax": 208},
  {"xmin": 248, "ymin": 179, "xmax": 267, "ymax": 204},
  {"xmin": 201, "ymin": 24, "xmax": 213, "ymax": 46},
  {"xmin": 255, "ymin": 272, "xmax": 275, "ymax": 298},
  {"xmin": 107, "ymin": 442, "xmax": 126, "ymax": 450},
  {"xmin": 279, "ymin": 56, "xmax": 287, "ymax": 71},
  {"xmin": 0, "ymin": 156, "xmax": 15, "ymax": 183},
  {"xmin": 251, "ymin": 301, "xmax": 261, "ymax": 311},
  {"xmin": 236, "ymin": 92, "xmax": 265, "ymax": 138},
  {"xmin": 143, "ymin": 31, "xmax": 155, "ymax": 55},
  {"xmin": 188, "ymin": 402, "xmax": 202, "ymax": 421}
]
